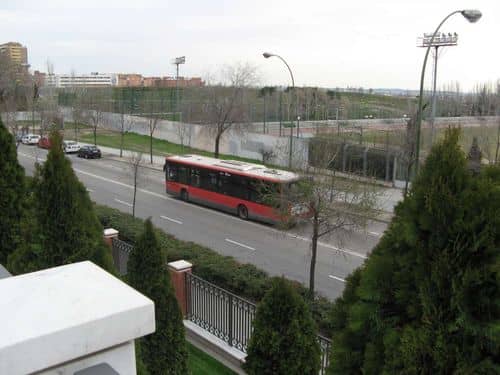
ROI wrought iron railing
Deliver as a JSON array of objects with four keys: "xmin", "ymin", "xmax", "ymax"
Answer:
[
  {"xmin": 185, "ymin": 272, "xmax": 332, "ymax": 372},
  {"xmin": 318, "ymin": 335, "xmax": 332, "ymax": 375},
  {"xmin": 185, "ymin": 272, "xmax": 255, "ymax": 353},
  {"xmin": 111, "ymin": 237, "xmax": 133, "ymax": 275}
]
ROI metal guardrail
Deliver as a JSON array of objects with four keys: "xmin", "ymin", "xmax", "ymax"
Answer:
[{"xmin": 111, "ymin": 237, "xmax": 133, "ymax": 275}]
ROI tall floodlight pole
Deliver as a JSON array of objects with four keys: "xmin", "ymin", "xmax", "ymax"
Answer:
[
  {"xmin": 417, "ymin": 31, "xmax": 458, "ymax": 145},
  {"xmin": 172, "ymin": 56, "xmax": 185, "ymax": 121},
  {"xmin": 414, "ymin": 9, "xmax": 481, "ymax": 176},
  {"xmin": 263, "ymin": 52, "xmax": 297, "ymax": 168}
]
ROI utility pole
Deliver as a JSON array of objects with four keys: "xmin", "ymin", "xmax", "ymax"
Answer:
[{"xmin": 172, "ymin": 56, "xmax": 185, "ymax": 121}]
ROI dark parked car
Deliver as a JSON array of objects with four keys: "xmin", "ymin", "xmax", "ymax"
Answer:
[{"xmin": 77, "ymin": 145, "xmax": 102, "ymax": 159}]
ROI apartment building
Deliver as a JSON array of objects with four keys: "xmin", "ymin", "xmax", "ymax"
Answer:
[
  {"xmin": 0, "ymin": 42, "xmax": 28, "ymax": 67},
  {"xmin": 117, "ymin": 73, "xmax": 204, "ymax": 88}
]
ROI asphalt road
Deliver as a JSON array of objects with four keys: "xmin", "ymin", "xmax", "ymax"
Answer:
[{"xmin": 17, "ymin": 144, "xmax": 387, "ymax": 300}]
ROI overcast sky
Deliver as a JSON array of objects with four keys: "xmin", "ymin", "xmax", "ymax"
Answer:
[{"xmin": 1, "ymin": 0, "xmax": 498, "ymax": 91}]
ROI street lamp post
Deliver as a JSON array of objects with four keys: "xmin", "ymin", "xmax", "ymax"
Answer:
[
  {"xmin": 263, "ymin": 52, "xmax": 298, "ymax": 168},
  {"xmin": 173, "ymin": 56, "xmax": 185, "ymax": 121},
  {"xmin": 414, "ymin": 9, "xmax": 481, "ymax": 176}
]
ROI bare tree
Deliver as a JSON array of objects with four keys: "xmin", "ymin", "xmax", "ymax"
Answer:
[
  {"xmin": 203, "ymin": 63, "xmax": 257, "ymax": 158},
  {"xmin": 83, "ymin": 88, "xmax": 111, "ymax": 145},
  {"xmin": 66, "ymin": 70, "xmax": 86, "ymax": 142},
  {"xmin": 139, "ymin": 90, "xmax": 162, "ymax": 164},
  {"xmin": 117, "ymin": 96, "xmax": 134, "ymax": 158},
  {"xmin": 175, "ymin": 121, "xmax": 192, "ymax": 153},
  {"xmin": 495, "ymin": 118, "xmax": 500, "ymax": 164},
  {"xmin": 129, "ymin": 152, "xmax": 143, "ymax": 218},
  {"xmin": 2, "ymin": 94, "xmax": 18, "ymax": 135},
  {"xmin": 70, "ymin": 88, "xmax": 87, "ymax": 142},
  {"xmin": 258, "ymin": 86, "xmax": 276, "ymax": 133},
  {"xmin": 258, "ymin": 146, "xmax": 275, "ymax": 164},
  {"xmin": 265, "ymin": 144, "xmax": 379, "ymax": 298},
  {"xmin": 495, "ymin": 80, "xmax": 500, "ymax": 164}
]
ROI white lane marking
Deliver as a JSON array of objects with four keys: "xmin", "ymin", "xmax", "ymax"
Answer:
[
  {"xmin": 87, "ymin": 188, "xmax": 95, "ymax": 193},
  {"xmin": 114, "ymin": 198, "xmax": 133, "ymax": 207},
  {"xmin": 18, "ymin": 151, "xmax": 368, "ymax": 260},
  {"xmin": 225, "ymin": 238, "xmax": 256, "ymax": 251},
  {"xmin": 368, "ymin": 231, "xmax": 383, "ymax": 237},
  {"xmin": 160, "ymin": 215, "xmax": 183, "ymax": 225},
  {"xmin": 286, "ymin": 232, "xmax": 368, "ymax": 259},
  {"xmin": 329, "ymin": 275, "xmax": 346, "ymax": 283}
]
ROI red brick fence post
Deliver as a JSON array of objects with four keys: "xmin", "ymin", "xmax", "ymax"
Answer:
[
  {"xmin": 167, "ymin": 260, "xmax": 192, "ymax": 317},
  {"xmin": 103, "ymin": 228, "xmax": 119, "ymax": 248}
]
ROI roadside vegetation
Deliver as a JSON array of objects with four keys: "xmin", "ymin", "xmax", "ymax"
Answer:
[{"xmin": 327, "ymin": 129, "xmax": 500, "ymax": 373}]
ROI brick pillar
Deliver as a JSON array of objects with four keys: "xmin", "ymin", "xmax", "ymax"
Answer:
[
  {"xmin": 167, "ymin": 260, "xmax": 192, "ymax": 317},
  {"xmin": 103, "ymin": 228, "xmax": 119, "ymax": 248}
]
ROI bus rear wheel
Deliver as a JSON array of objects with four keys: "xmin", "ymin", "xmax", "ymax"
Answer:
[
  {"xmin": 181, "ymin": 189, "xmax": 189, "ymax": 202},
  {"xmin": 237, "ymin": 205, "xmax": 249, "ymax": 220}
]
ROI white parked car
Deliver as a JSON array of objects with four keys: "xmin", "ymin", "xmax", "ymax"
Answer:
[
  {"xmin": 21, "ymin": 134, "xmax": 41, "ymax": 145},
  {"xmin": 62, "ymin": 140, "xmax": 80, "ymax": 154}
]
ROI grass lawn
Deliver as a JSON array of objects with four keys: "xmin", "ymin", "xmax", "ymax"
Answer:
[
  {"xmin": 187, "ymin": 342, "xmax": 237, "ymax": 375},
  {"xmin": 79, "ymin": 130, "xmax": 264, "ymax": 165}
]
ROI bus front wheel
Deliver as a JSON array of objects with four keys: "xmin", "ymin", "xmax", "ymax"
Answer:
[{"xmin": 237, "ymin": 205, "xmax": 249, "ymax": 220}]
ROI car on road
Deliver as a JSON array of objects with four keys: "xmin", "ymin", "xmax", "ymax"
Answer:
[
  {"xmin": 63, "ymin": 140, "xmax": 80, "ymax": 154},
  {"xmin": 77, "ymin": 145, "xmax": 102, "ymax": 159},
  {"xmin": 38, "ymin": 136, "xmax": 52, "ymax": 149},
  {"xmin": 21, "ymin": 134, "xmax": 41, "ymax": 145}
]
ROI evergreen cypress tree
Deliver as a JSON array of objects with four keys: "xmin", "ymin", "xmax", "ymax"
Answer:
[
  {"xmin": 127, "ymin": 218, "xmax": 188, "ymax": 375},
  {"xmin": 328, "ymin": 128, "xmax": 500, "ymax": 374},
  {"xmin": 9, "ymin": 130, "xmax": 114, "ymax": 273},
  {"xmin": 244, "ymin": 277, "xmax": 321, "ymax": 375},
  {"xmin": 0, "ymin": 117, "xmax": 25, "ymax": 264}
]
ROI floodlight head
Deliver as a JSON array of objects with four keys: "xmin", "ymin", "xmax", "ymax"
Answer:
[
  {"xmin": 263, "ymin": 52, "xmax": 274, "ymax": 59},
  {"xmin": 461, "ymin": 9, "xmax": 482, "ymax": 23}
]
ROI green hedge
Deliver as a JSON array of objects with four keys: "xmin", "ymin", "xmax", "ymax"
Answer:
[{"xmin": 95, "ymin": 204, "xmax": 333, "ymax": 334}]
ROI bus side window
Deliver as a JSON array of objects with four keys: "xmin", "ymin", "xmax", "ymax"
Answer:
[
  {"xmin": 218, "ymin": 172, "xmax": 233, "ymax": 195},
  {"xmin": 209, "ymin": 172, "xmax": 218, "ymax": 190},
  {"xmin": 200, "ymin": 169, "xmax": 218, "ymax": 191},
  {"xmin": 167, "ymin": 163, "xmax": 178, "ymax": 182},
  {"xmin": 178, "ymin": 166, "xmax": 190, "ymax": 184},
  {"xmin": 230, "ymin": 175, "xmax": 249, "ymax": 200},
  {"xmin": 191, "ymin": 168, "xmax": 201, "ymax": 187},
  {"xmin": 248, "ymin": 179, "xmax": 261, "ymax": 203}
]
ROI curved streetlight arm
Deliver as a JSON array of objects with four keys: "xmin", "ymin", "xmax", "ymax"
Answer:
[
  {"xmin": 414, "ymin": 10, "xmax": 462, "ymax": 174},
  {"xmin": 269, "ymin": 54, "xmax": 295, "ymax": 89},
  {"xmin": 263, "ymin": 52, "xmax": 298, "ymax": 166}
]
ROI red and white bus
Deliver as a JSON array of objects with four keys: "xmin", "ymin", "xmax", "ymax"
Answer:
[{"xmin": 164, "ymin": 154, "xmax": 309, "ymax": 224}]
